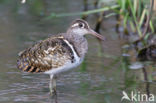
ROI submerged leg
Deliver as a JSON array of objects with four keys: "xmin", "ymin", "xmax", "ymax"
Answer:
[{"xmin": 49, "ymin": 74, "xmax": 57, "ymax": 96}]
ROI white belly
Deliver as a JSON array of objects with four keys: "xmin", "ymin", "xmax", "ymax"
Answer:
[{"xmin": 44, "ymin": 58, "xmax": 83, "ymax": 75}]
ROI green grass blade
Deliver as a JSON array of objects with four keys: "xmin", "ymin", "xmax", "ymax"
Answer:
[
  {"xmin": 122, "ymin": 0, "xmax": 126, "ymax": 10},
  {"xmin": 134, "ymin": 0, "xmax": 137, "ymax": 15},
  {"xmin": 130, "ymin": 21, "xmax": 136, "ymax": 32},
  {"xmin": 139, "ymin": 9, "xmax": 146, "ymax": 28},
  {"xmin": 46, "ymin": 5, "xmax": 119, "ymax": 19},
  {"xmin": 128, "ymin": 0, "xmax": 142, "ymax": 36},
  {"xmin": 149, "ymin": 20, "xmax": 154, "ymax": 33},
  {"xmin": 123, "ymin": 12, "xmax": 128, "ymax": 29}
]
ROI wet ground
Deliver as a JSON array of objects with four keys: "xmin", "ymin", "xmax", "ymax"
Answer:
[{"xmin": 0, "ymin": 0, "xmax": 155, "ymax": 103}]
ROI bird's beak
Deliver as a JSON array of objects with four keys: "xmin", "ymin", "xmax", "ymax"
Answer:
[{"xmin": 88, "ymin": 29, "xmax": 106, "ymax": 41}]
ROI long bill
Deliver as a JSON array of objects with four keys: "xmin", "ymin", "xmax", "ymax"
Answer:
[{"xmin": 89, "ymin": 29, "xmax": 106, "ymax": 41}]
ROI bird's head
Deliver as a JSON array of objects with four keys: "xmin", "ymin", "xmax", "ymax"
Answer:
[{"xmin": 67, "ymin": 19, "xmax": 105, "ymax": 40}]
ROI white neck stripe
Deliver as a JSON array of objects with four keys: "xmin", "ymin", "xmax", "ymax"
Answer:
[{"xmin": 63, "ymin": 39, "xmax": 80, "ymax": 62}]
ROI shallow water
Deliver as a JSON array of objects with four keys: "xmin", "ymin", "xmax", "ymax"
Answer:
[{"xmin": 0, "ymin": 0, "xmax": 155, "ymax": 103}]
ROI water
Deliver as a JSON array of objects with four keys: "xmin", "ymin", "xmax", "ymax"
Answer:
[{"xmin": 0, "ymin": 0, "xmax": 155, "ymax": 103}]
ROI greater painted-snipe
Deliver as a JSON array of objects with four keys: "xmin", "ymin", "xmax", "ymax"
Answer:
[{"xmin": 17, "ymin": 19, "xmax": 105, "ymax": 95}]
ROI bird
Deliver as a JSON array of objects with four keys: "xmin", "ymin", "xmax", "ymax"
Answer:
[{"xmin": 17, "ymin": 19, "xmax": 105, "ymax": 95}]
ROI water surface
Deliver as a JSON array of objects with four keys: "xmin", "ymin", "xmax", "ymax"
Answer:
[{"xmin": 0, "ymin": 0, "xmax": 155, "ymax": 103}]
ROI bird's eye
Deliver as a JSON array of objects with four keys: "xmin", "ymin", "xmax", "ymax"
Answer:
[{"xmin": 79, "ymin": 23, "xmax": 85, "ymax": 28}]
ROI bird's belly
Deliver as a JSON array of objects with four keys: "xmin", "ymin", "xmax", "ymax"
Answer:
[{"xmin": 44, "ymin": 58, "xmax": 83, "ymax": 75}]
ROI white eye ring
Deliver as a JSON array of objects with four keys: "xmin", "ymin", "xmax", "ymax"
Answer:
[{"xmin": 71, "ymin": 23, "xmax": 85, "ymax": 28}]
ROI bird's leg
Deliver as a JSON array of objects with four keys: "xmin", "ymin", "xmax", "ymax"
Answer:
[
  {"xmin": 49, "ymin": 74, "xmax": 57, "ymax": 96},
  {"xmin": 49, "ymin": 75, "xmax": 53, "ymax": 95},
  {"xmin": 52, "ymin": 75, "xmax": 57, "ymax": 96}
]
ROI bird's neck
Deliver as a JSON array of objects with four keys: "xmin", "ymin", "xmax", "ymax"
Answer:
[{"xmin": 62, "ymin": 32, "xmax": 88, "ymax": 58}]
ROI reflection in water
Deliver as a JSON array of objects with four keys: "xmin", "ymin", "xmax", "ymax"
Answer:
[{"xmin": 0, "ymin": 0, "xmax": 155, "ymax": 103}]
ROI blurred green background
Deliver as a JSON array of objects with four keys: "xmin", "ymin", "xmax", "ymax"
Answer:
[{"xmin": 0, "ymin": 0, "xmax": 155, "ymax": 103}]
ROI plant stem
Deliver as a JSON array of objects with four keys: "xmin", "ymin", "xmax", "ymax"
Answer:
[
  {"xmin": 141, "ymin": 0, "xmax": 154, "ymax": 39},
  {"xmin": 46, "ymin": 5, "xmax": 119, "ymax": 19}
]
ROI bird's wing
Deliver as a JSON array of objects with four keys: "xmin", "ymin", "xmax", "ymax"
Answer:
[{"xmin": 17, "ymin": 36, "xmax": 74, "ymax": 73}]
